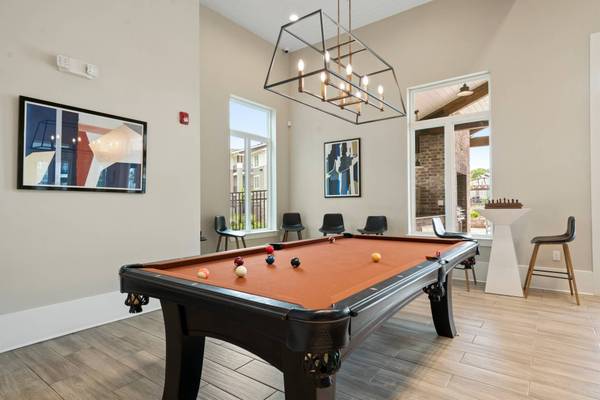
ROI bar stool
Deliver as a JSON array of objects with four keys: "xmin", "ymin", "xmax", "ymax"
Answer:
[
  {"xmin": 281, "ymin": 212, "xmax": 305, "ymax": 241},
  {"xmin": 319, "ymin": 213, "xmax": 345, "ymax": 236},
  {"xmin": 214, "ymin": 216, "xmax": 247, "ymax": 252},
  {"xmin": 357, "ymin": 216, "xmax": 388, "ymax": 235},
  {"xmin": 432, "ymin": 217, "xmax": 478, "ymax": 291},
  {"xmin": 523, "ymin": 216, "xmax": 579, "ymax": 305}
]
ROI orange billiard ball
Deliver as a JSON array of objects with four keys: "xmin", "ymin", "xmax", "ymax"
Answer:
[
  {"xmin": 197, "ymin": 267, "xmax": 210, "ymax": 279},
  {"xmin": 371, "ymin": 253, "xmax": 382, "ymax": 263}
]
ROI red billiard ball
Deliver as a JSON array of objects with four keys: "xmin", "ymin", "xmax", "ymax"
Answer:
[
  {"xmin": 234, "ymin": 256, "xmax": 244, "ymax": 267},
  {"xmin": 265, "ymin": 245, "xmax": 275, "ymax": 254}
]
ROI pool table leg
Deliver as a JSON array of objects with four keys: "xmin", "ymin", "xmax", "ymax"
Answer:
[
  {"xmin": 429, "ymin": 269, "xmax": 457, "ymax": 338},
  {"xmin": 282, "ymin": 353, "xmax": 336, "ymax": 400},
  {"xmin": 161, "ymin": 301, "xmax": 205, "ymax": 400}
]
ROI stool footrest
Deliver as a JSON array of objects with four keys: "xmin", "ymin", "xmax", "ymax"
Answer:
[
  {"xmin": 532, "ymin": 273, "xmax": 569, "ymax": 280},
  {"xmin": 533, "ymin": 269, "xmax": 568, "ymax": 275}
]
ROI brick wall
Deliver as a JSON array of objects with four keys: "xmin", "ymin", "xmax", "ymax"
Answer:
[
  {"xmin": 415, "ymin": 130, "xmax": 445, "ymax": 217},
  {"xmin": 415, "ymin": 129, "xmax": 470, "ymax": 223}
]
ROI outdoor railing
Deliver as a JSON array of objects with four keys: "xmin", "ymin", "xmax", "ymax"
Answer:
[{"xmin": 230, "ymin": 190, "xmax": 268, "ymax": 230}]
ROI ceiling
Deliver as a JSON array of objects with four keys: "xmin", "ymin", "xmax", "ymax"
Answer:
[
  {"xmin": 415, "ymin": 79, "xmax": 489, "ymax": 119},
  {"xmin": 199, "ymin": 0, "xmax": 432, "ymax": 50}
]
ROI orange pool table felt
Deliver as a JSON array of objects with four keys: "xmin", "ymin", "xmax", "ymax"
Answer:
[{"xmin": 143, "ymin": 237, "xmax": 459, "ymax": 309}]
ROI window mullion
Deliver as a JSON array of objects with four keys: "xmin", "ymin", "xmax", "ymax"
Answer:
[
  {"xmin": 244, "ymin": 137, "xmax": 251, "ymax": 231},
  {"xmin": 445, "ymin": 122, "xmax": 457, "ymax": 232}
]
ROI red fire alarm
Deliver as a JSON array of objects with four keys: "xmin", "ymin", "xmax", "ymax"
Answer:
[{"xmin": 179, "ymin": 111, "xmax": 189, "ymax": 125}]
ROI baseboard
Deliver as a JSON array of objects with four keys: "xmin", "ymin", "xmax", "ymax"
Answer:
[
  {"xmin": 1, "ymin": 263, "xmax": 595, "ymax": 353},
  {"xmin": 0, "ymin": 291, "xmax": 161, "ymax": 354},
  {"xmin": 452, "ymin": 261, "xmax": 595, "ymax": 295}
]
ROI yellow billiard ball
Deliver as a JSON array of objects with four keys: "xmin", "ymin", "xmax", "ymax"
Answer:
[{"xmin": 371, "ymin": 253, "xmax": 382, "ymax": 263}]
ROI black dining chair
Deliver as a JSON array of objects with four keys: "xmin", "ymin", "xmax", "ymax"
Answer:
[
  {"xmin": 432, "ymin": 217, "xmax": 478, "ymax": 291},
  {"xmin": 281, "ymin": 213, "xmax": 305, "ymax": 241},
  {"xmin": 523, "ymin": 216, "xmax": 579, "ymax": 304},
  {"xmin": 214, "ymin": 216, "xmax": 247, "ymax": 252},
  {"xmin": 358, "ymin": 216, "xmax": 388, "ymax": 235},
  {"xmin": 319, "ymin": 213, "xmax": 345, "ymax": 236}
]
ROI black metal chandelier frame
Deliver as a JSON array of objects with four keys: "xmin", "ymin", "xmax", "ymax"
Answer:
[{"xmin": 264, "ymin": 9, "xmax": 406, "ymax": 125}]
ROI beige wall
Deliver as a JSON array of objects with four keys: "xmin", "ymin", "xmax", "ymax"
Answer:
[
  {"xmin": 199, "ymin": 6, "xmax": 290, "ymax": 252},
  {"xmin": 289, "ymin": 0, "xmax": 600, "ymax": 270},
  {"xmin": 0, "ymin": 0, "xmax": 201, "ymax": 314}
]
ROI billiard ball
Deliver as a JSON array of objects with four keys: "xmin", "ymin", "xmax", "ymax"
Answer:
[
  {"xmin": 371, "ymin": 253, "xmax": 382, "ymax": 263},
  {"xmin": 290, "ymin": 257, "xmax": 301, "ymax": 268},
  {"xmin": 234, "ymin": 256, "xmax": 244, "ymax": 267},
  {"xmin": 234, "ymin": 266, "xmax": 247, "ymax": 278},
  {"xmin": 197, "ymin": 268, "xmax": 210, "ymax": 279},
  {"xmin": 266, "ymin": 255, "xmax": 275, "ymax": 265},
  {"xmin": 265, "ymin": 245, "xmax": 275, "ymax": 254},
  {"xmin": 328, "ymin": 236, "xmax": 336, "ymax": 243}
]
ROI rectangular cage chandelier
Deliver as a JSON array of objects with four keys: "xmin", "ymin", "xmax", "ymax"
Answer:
[{"xmin": 264, "ymin": 4, "xmax": 406, "ymax": 125}]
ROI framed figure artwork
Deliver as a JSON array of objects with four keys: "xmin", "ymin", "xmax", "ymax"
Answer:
[{"xmin": 324, "ymin": 138, "xmax": 361, "ymax": 198}]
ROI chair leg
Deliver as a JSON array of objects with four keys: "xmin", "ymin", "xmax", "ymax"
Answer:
[
  {"xmin": 523, "ymin": 244, "xmax": 540, "ymax": 297},
  {"xmin": 471, "ymin": 267, "xmax": 478, "ymax": 286},
  {"xmin": 216, "ymin": 236, "xmax": 222, "ymax": 252},
  {"xmin": 563, "ymin": 244, "xmax": 580, "ymax": 305},
  {"xmin": 297, "ymin": 231, "xmax": 302, "ymax": 240},
  {"xmin": 224, "ymin": 237, "xmax": 228, "ymax": 251},
  {"xmin": 241, "ymin": 237, "xmax": 247, "ymax": 248},
  {"xmin": 283, "ymin": 231, "xmax": 288, "ymax": 242},
  {"xmin": 235, "ymin": 237, "xmax": 239, "ymax": 249},
  {"xmin": 464, "ymin": 268, "xmax": 470, "ymax": 292}
]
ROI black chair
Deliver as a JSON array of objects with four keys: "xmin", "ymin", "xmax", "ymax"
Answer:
[
  {"xmin": 281, "ymin": 213, "xmax": 305, "ymax": 241},
  {"xmin": 358, "ymin": 216, "xmax": 388, "ymax": 235},
  {"xmin": 214, "ymin": 216, "xmax": 247, "ymax": 252},
  {"xmin": 524, "ymin": 216, "xmax": 579, "ymax": 304},
  {"xmin": 432, "ymin": 217, "xmax": 478, "ymax": 291},
  {"xmin": 319, "ymin": 213, "xmax": 345, "ymax": 236}
]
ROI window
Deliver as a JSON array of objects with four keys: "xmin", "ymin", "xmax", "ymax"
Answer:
[
  {"xmin": 229, "ymin": 97, "xmax": 275, "ymax": 232},
  {"xmin": 408, "ymin": 73, "xmax": 492, "ymax": 237}
]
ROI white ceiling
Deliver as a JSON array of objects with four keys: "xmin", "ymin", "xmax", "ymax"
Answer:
[
  {"xmin": 415, "ymin": 79, "xmax": 489, "ymax": 119},
  {"xmin": 199, "ymin": 0, "xmax": 432, "ymax": 50}
]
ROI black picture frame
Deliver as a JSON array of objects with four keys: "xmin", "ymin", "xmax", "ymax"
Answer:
[
  {"xmin": 324, "ymin": 137, "xmax": 361, "ymax": 198},
  {"xmin": 18, "ymin": 96, "xmax": 147, "ymax": 193}
]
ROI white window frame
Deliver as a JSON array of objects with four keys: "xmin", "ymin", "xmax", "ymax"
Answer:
[
  {"xmin": 229, "ymin": 96, "xmax": 277, "ymax": 233},
  {"xmin": 406, "ymin": 72, "xmax": 492, "ymax": 239}
]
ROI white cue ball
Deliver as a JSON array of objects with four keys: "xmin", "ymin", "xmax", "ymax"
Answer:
[{"xmin": 234, "ymin": 266, "xmax": 247, "ymax": 278}]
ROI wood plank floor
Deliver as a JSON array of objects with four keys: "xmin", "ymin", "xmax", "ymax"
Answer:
[{"xmin": 2, "ymin": 283, "xmax": 600, "ymax": 400}]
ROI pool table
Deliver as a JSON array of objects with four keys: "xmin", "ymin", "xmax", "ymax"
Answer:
[{"xmin": 120, "ymin": 234, "xmax": 477, "ymax": 400}]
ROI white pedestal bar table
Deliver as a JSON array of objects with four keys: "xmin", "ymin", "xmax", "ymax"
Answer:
[{"xmin": 479, "ymin": 208, "xmax": 530, "ymax": 297}]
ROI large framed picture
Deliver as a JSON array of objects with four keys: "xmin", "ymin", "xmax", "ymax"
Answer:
[
  {"xmin": 324, "ymin": 138, "xmax": 361, "ymax": 198},
  {"xmin": 18, "ymin": 96, "xmax": 147, "ymax": 193}
]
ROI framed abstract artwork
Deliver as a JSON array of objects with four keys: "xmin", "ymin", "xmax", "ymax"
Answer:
[
  {"xmin": 18, "ymin": 96, "xmax": 147, "ymax": 193},
  {"xmin": 324, "ymin": 138, "xmax": 361, "ymax": 198}
]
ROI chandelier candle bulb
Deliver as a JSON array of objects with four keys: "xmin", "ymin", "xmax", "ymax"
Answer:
[
  {"xmin": 362, "ymin": 75, "xmax": 369, "ymax": 103},
  {"xmin": 324, "ymin": 51, "xmax": 331, "ymax": 64},
  {"xmin": 297, "ymin": 59, "xmax": 305, "ymax": 92},
  {"xmin": 320, "ymin": 72, "xmax": 328, "ymax": 100},
  {"xmin": 378, "ymin": 85, "xmax": 384, "ymax": 110},
  {"xmin": 355, "ymin": 91, "xmax": 362, "ymax": 114},
  {"xmin": 339, "ymin": 81, "xmax": 346, "ymax": 108}
]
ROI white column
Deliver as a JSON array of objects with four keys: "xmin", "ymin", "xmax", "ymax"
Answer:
[{"xmin": 480, "ymin": 208, "xmax": 530, "ymax": 297}]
